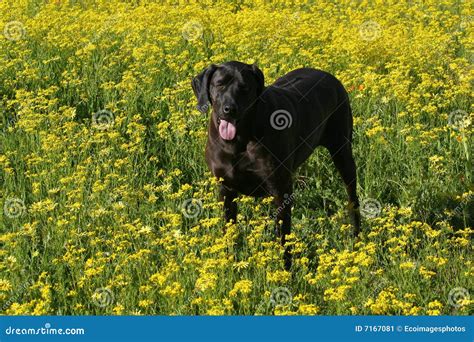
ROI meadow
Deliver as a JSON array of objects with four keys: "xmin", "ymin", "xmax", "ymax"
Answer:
[{"xmin": 0, "ymin": 0, "xmax": 472, "ymax": 315}]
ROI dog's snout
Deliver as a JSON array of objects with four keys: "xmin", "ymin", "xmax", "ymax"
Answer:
[{"xmin": 222, "ymin": 103, "xmax": 238, "ymax": 115}]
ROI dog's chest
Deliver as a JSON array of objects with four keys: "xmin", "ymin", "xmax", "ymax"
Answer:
[{"xmin": 211, "ymin": 142, "xmax": 271, "ymax": 196}]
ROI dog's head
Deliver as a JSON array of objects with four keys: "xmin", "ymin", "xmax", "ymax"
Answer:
[{"xmin": 191, "ymin": 61, "xmax": 264, "ymax": 141}]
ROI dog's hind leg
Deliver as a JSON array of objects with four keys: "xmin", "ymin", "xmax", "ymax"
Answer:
[
  {"xmin": 328, "ymin": 143, "xmax": 361, "ymax": 236},
  {"xmin": 271, "ymin": 181, "xmax": 293, "ymax": 270}
]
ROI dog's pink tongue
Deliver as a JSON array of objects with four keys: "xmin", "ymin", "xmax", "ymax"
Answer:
[{"xmin": 219, "ymin": 120, "xmax": 236, "ymax": 140}]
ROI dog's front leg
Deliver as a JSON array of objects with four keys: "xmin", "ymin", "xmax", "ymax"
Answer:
[
  {"xmin": 273, "ymin": 186, "xmax": 293, "ymax": 270},
  {"xmin": 220, "ymin": 185, "xmax": 237, "ymax": 224}
]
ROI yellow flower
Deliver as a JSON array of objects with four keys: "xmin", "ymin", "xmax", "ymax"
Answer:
[
  {"xmin": 138, "ymin": 300, "xmax": 154, "ymax": 308},
  {"xmin": 0, "ymin": 279, "xmax": 12, "ymax": 292},
  {"xmin": 298, "ymin": 304, "xmax": 319, "ymax": 315},
  {"xmin": 195, "ymin": 273, "xmax": 218, "ymax": 292},
  {"xmin": 113, "ymin": 304, "xmax": 125, "ymax": 314},
  {"xmin": 266, "ymin": 270, "xmax": 291, "ymax": 284},
  {"xmin": 229, "ymin": 280, "xmax": 253, "ymax": 298},
  {"xmin": 324, "ymin": 285, "xmax": 351, "ymax": 302},
  {"xmin": 206, "ymin": 306, "xmax": 225, "ymax": 315},
  {"xmin": 426, "ymin": 300, "xmax": 443, "ymax": 315},
  {"xmin": 160, "ymin": 283, "xmax": 184, "ymax": 298},
  {"xmin": 419, "ymin": 266, "xmax": 437, "ymax": 279},
  {"xmin": 399, "ymin": 261, "xmax": 416, "ymax": 270}
]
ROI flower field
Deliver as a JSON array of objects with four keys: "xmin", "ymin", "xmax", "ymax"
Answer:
[{"xmin": 0, "ymin": 0, "xmax": 473, "ymax": 315}]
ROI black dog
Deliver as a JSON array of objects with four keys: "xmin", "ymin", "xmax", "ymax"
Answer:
[{"xmin": 192, "ymin": 61, "xmax": 360, "ymax": 268}]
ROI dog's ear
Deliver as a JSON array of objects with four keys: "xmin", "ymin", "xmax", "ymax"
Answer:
[
  {"xmin": 191, "ymin": 64, "xmax": 217, "ymax": 113},
  {"xmin": 252, "ymin": 64, "xmax": 264, "ymax": 95}
]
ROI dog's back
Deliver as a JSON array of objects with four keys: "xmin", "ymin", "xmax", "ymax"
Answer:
[{"xmin": 255, "ymin": 68, "xmax": 353, "ymax": 170}]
